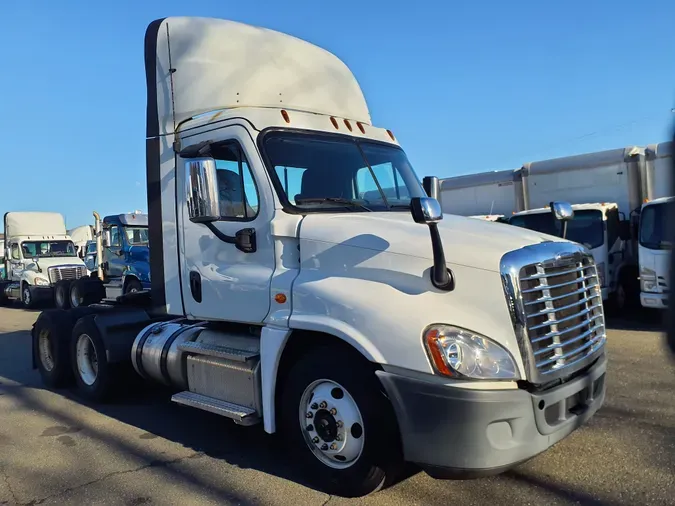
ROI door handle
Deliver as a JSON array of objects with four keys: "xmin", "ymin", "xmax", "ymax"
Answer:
[{"xmin": 189, "ymin": 271, "xmax": 202, "ymax": 303}]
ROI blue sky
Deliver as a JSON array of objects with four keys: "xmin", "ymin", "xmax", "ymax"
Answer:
[{"xmin": 1, "ymin": 0, "xmax": 673, "ymax": 230}]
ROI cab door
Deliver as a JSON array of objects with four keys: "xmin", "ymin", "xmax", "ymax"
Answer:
[{"xmin": 178, "ymin": 125, "xmax": 276, "ymax": 323}]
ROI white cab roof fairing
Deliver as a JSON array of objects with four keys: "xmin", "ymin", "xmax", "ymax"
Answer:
[
  {"xmin": 145, "ymin": 17, "xmax": 371, "ymax": 139},
  {"xmin": 5, "ymin": 212, "xmax": 68, "ymax": 238}
]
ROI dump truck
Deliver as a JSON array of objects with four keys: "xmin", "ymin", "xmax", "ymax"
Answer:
[{"xmin": 31, "ymin": 16, "xmax": 608, "ymax": 497}]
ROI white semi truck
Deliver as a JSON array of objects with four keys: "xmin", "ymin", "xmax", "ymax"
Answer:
[
  {"xmin": 31, "ymin": 17, "xmax": 608, "ymax": 497},
  {"xmin": 638, "ymin": 141, "xmax": 673, "ymax": 309},
  {"xmin": 1, "ymin": 212, "xmax": 88, "ymax": 308},
  {"xmin": 441, "ymin": 147, "xmax": 643, "ymax": 310}
]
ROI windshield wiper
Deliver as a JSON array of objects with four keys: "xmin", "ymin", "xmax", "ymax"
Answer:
[{"xmin": 295, "ymin": 197, "xmax": 372, "ymax": 211}]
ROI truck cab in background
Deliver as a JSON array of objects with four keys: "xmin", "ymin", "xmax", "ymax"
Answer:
[
  {"xmin": 638, "ymin": 140, "xmax": 674, "ymax": 309},
  {"xmin": 63, "ymin": 212, "xmax": 150, "ymax": 308},
  {"xmin": 510, "ymin": 202, "xmax": 634, "ymax": 307},
  {"xmin": 1, "ymin": 212, "xmax": 88, "ymax": 308}
]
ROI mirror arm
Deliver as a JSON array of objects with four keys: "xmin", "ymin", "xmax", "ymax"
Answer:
[
  {"xmin": 428, "ymin": 223, "xmax": 454, "ymax": 291},
  {"xmin": 203, "ymin": 222, "xmax": 257, "ymax": 253},
  {"xmin": 561, "ymin": 221, "xmax": 568, "ymax": 240}
]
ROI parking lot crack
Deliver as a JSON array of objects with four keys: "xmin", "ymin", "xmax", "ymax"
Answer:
[
  {"xmin": 27, "ymin": 452, "xmax": 204, "ymax": 505},
  {"xmin": 1, "ymin": 466, "xmax": 18, "ymax": 505}
]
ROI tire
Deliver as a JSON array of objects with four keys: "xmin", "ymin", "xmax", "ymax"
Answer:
[
  {"xmin": 70, "ymin": 314, "xmax": 118, "ymax": 402},
  {"xmin": 21, "ymin": 283, "xmax": 35, "ymax": 309},
  {"xmin": 32, "ymin": 310, "xmax": 76, "ymax": 388},
  {"xmin": 70, "ymin": 277, "xmax": 103, "ymax": 308},
  {"xmin": 124, "ymin": 278, "xmax": 143, "ymax": 295},
  {"xmin": 54, "ymin": 280, "xmax": 72, "ymax": 310},
  {"xmin": 279, "ymin": 346, "xmax": 403, "ymax": 497}
]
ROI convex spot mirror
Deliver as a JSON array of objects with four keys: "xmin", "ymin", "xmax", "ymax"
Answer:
[{"xmin": 185, "ymin": 157, "xmax": 220, "ymax": 223}]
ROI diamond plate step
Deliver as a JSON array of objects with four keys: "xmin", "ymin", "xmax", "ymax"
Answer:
[
  {"xmin": 171, "ymin": 391, "xmax": 259, "ymax": 425},
  {"xmin": 178, "ymin": 341, "xmax": 259, "ymax": 362}
]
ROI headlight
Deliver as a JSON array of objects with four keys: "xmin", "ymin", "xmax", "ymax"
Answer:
[
  {"xmin": 640, "ymin": 266, "xmax": 657, "ymax": 292},
  {"xmin": 596, "ymin": 262, "xmax": 606, "ymax": 288},
  {"xmin": 423, "ymin": 325, "xmax": 520, "ymax": 380},
  {"xmin": 34, "ymin": 277, "xmax": 50, "ymax": 286}
]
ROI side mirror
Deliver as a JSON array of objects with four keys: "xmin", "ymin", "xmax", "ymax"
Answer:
[
  {"xmin": 550, "ymin": 201, "xmax": 574, "ymax": 239},
  {"xmin": 422, "ymin": 176, "xmax": 440, "ymax": 200},
  {"xmin": 550, "ymin": 201, "xmax": 574, "ymax": 222},
  {"xmin": 411, "ymin": 197, "xmax": 443, "ymax": 224},
  {"xmin": 102, "ymin": 230, "xmax": 111, "ymax": 248},
  {"xmin": 618, "ymin": 221, "xmax": 631, "ymax": 241},
  {"xmin": 410, "ymin": 197, "xmax": 453, "ymax": 291},
  {"xmin": 185, "ymin": 157, "xmax": 220, "ymax": 223}
]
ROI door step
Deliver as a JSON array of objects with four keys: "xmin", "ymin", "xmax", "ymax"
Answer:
[
  {"xmin": 178, "ymin": 341, "xmax": 259, "ymax": 362},
  {"xmin": 171, "ymin": 391, "xmax": 259, "ymax": 425}
]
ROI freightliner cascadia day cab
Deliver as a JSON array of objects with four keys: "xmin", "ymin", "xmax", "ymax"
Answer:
[
  {"xmin": 31, "ymin": 17, "xmax": 608, "ymax": 497},
  {"xmin": 1, "ymin": 212, "xmax": 88, "ymax": 308}
]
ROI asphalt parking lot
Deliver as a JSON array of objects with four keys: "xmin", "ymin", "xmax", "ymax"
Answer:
[{"xmin": 0, "ymin": 306, "xmax": 673, "ymax": 506}]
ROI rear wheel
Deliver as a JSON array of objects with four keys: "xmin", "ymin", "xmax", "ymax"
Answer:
[
  {"xmin": 279, "ymin": 346, "xmax": 403, "ymax": 497},
  {"xmin": 33, "ymin": 310, "xmax": 75, "ymax": 387},
  {"xmin": 54, "ymin": 280, "xmax": 72, "ymax": 310},
  {"xmin": 70, "ymin": 315, "xmax": 117, "ymax": 402},
  {"xmin": 70, "ymin": 277, "xmax": 103, "ymax": 308}
]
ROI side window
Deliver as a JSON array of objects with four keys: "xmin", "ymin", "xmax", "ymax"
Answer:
[
  {"xmin": 110, "ymin": 226, "xmax": 121, "ymax": 247},
  {"xmin": 606, "ymin": 209, "xmax": 619, "ymax": 247},
  {"xmin": 212, "ymin": 142, "xmax": 259, "ymax": 220},
  {"xmin": 356, "ymin": 163, "xmax": 410, "ymax": 202},
  {"xmin": 11, "ymin": 244, "xmax": 20, "ymax": 260},
  {"xmin": 275, "ymin": 166, "xmax": 307, "ymax": 204}
]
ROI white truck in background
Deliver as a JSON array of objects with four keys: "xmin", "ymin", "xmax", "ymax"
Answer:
[
  {"xmin": 638, "ymin": 141, "xmax": 673, "ymax": 309},
  {"xmin": 441, "ymin": 147, "xmax": 643, "ymax": 310},
  {"xmin": 1, "ymin": 212, "xmax": 88, "ymax": 308},
  {"xmin": 67, "ymin": 225, "xmax": 94, "ymax": 259},
  {"xmin": 30, "ymin": 17, "xmax": 608, "ymax": 498}
]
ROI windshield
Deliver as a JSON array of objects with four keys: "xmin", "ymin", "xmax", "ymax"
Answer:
[
  {"xmin": 86, "ymin": 242, "xmax": 97, "ymax": 255},
  {"xmin": 262, "ymin": 132, "xmax": 426, "ymax": 211},
  {"xmin": 509, "ymin": 210, "xmax": 604, "ymax": 249},
  {"xmin": 640, "ymin": 202, "xmax": 674, "ymax": 250},
  {"xmin": 124, "ymin": 227, "xmax": 149, "ymax": 246},
  {"xmin": 21, "ymin": 240, "xmax": 77, "ymax": 258}
]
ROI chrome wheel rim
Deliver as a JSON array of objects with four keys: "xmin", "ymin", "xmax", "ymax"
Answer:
[
  {"xmin": 75, "ymin": 333, "xmax": 98, "ymax": 386},
  {"xmin": 38, "ymin": 329, "xmax": 55, "ymax": 372},
  {"xmin": 299, "ymin": 379, "xmax": 365, "ymax": 469},
  {"xmin": 55, "ymin": 287, "xmax": 65, "ymax": 307},
  {"xmin": 23, "ymin": 288, "xmax": 31, "ymax": 305}
]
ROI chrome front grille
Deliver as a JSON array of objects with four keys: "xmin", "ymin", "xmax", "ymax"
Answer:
[
  {"xmin": 501, "ymin": 242, "xmax": 607, "ymax": 383},
  {"xmin": 48, "ymin": 265, "xmax": 87, "ymax": 284}
]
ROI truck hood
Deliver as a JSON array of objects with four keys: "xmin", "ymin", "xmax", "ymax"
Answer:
[
  {"xmin": 298, "ymin": 212, "xmax": 563, "ymax": 272},
  {"xmin": 25, "ymin": 257, "xmax": 85, "ymax": 272}
]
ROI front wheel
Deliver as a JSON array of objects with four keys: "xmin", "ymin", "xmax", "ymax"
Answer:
[
  {"xmin": 124, "ymin": 278, "xmax": 143, "ymax": 295},
  {"xmin": 21, "ymin": 283, "xmax": 35, "ymax": 309},
  {"xmin": 279, "ymin": 346, "xmax": 403, "ymax": 497}
]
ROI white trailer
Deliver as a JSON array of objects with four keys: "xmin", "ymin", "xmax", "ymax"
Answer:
[
  {"xmin": 1, "ymin": 212, "xmax": 88, "ymax": 308},
  {"xmin": 30, "ymin": 17, "xmax": 607, "ymax": 498},
  {"xmin": 439, "ymin": 168, "xmax": 523, "ymax": 216},
  {"xmin": 638, "ymin": 141, "xmax": 673, "ymax": 309}
]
